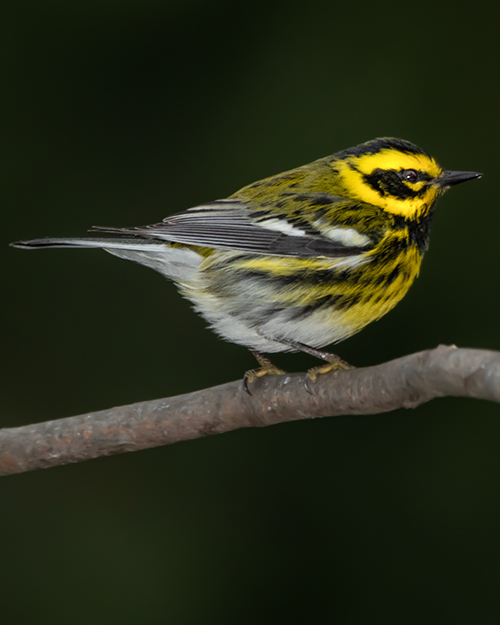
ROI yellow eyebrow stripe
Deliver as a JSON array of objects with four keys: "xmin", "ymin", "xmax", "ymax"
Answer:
[{"xmin": 347, "ymin": 149, "xmax": 441, "ymax": 178}]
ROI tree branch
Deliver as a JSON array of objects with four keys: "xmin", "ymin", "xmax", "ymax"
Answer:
[{"xmin": 2, "ymin": 345, "xmax": 500, "ymax": 477}]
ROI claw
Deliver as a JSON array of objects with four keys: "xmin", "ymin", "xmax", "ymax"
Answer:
[
  {"xmin": 304, "ymin": 375, "xmax": 315, "ymax": 395},
  {"xmin": 243, "ymin": 373, "xmax": 253, "ymax": 396}
]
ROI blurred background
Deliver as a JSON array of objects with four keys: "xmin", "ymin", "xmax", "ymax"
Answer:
[{"xmin": 2, "ymin": 1, "xmax": 500, "ymax": 622}]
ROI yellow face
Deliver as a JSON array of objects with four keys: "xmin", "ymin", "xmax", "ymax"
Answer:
[{"xmin": 335, "ymin": 148, "xmax": 444, "ymax": 218}]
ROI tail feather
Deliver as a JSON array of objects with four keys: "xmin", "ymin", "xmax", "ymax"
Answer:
[
  {"xmin": 10, "ymin": 236, "xmax": 202, "ymax": 282},
  {"xmin": 10, "ymin": 237, "xmax": 165, "ymax": 252}
]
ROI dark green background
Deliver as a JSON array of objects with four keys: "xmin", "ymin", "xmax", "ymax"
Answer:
[{"xmin": 2, "ymin": 1, "xmax": 500, "ymax": 622}]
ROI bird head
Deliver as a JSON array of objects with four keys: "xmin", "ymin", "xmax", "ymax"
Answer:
[{"xmin": 332, "ymin": 138, "xmax": 481, "ymax": 219}]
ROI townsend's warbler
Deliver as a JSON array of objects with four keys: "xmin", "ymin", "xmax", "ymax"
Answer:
[{"xmin": 11, "ymin": 138, "xmax": 481, "ymax": 386}]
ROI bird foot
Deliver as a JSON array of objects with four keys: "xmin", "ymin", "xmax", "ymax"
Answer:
[
  {"xmin": 305, "ymin": 354, "xmax": 354, "ymax": 394},
  {"xmin": 243, "ymin": 351, "xmax": 286, "ymax": 395}
]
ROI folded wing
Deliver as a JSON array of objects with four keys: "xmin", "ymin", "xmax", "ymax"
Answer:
[{"xmin": 92, "ymin": 199, "xmax": 373, "ymax": 259}]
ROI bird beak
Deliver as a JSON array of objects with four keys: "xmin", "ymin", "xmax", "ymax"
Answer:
[{"xmin": 437, "ymin": 170, "xmax": 482, "ymax": 188}]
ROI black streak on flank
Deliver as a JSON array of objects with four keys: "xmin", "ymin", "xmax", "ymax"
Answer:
[
  {"xmin": 374, "ymin": 236, "xmax": 409, "ymax": 264},
  {"xmin": 288, "ymin": 293, "xmax": 362, "ymax": 319},
  {"xmin": 385, "ymin": 267, "xmax": 401, "ymax": 286}
]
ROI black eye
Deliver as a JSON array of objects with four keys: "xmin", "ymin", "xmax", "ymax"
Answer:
[{"xmin": 403, "ymin": 169, "xmax": 418, "ymax": 183}]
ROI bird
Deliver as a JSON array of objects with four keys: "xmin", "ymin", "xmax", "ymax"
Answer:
[{"xmin": 11, "ymin": 137, "xmax": 482, "ymax": 389}]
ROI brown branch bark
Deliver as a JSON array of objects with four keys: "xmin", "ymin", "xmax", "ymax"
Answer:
[{"xmin": 2, "ymin": 345, "xmax": 500, "ymax": 477}]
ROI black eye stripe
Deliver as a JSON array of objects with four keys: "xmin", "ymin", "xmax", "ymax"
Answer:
[{"xmin": 363, "ymin": 168, "xmax": 430, "ymax": 200}]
